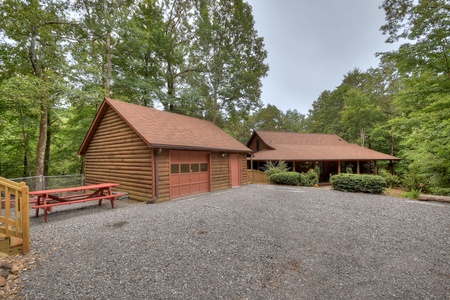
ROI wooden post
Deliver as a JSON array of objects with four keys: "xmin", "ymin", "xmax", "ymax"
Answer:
[
  {"xmin": 338, "ymin": 161, "xmax": 341, "ymax": 174},
  {"xmin": 357, "ymin": 160, "xmax": 360, "ymax": 174},
  {"xmin": 20, "ymin": 183, "xmax": 30, "ymax": 254},
  {"xmin": 293, "ymin": 161, "xmax": 296, "ymax": 172},
  {"xmin": 374, "ymin": 160, "xmax": 378, "ymax": 175}
]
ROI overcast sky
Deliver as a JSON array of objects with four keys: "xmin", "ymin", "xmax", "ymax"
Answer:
[{"xmin": 245, "ymin": 0, "xmax": 398, "ymax": 115}]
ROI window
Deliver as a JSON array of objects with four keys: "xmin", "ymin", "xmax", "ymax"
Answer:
[
  {"xmin": 191, "ymin": 164, "xmax": 199, "ymax": 172},
  {"xmin": 200, "ymin": 163, "xmax": 208, "ymax": 172},
  {"xmin": 256, "ymin": 139, "xmax": 260, "ymax": 151},
  {"xmin": 171, "ymin": 164, "xmax": 179, "ymax": 174},
  {"xmin": 181, "ymin": 164, "xmax": 190, "ymax": 173}
]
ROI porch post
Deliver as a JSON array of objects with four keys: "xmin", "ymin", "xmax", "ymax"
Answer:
[
  {"xmin": 293, "ymin": 162, "xmax": 296, "ymax": 172},
  {"xmin": 357, "ymin": 160, "xmax": 360, "ymax": 174},
  {"xmin": 338, "ymin": 161, "xmax": 341, "ymax": 174},
  {"xmin": 373, "ymin": 160, "xmax": 378, "ymax": 175}
]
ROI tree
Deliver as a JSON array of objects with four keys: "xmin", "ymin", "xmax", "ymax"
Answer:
[
  {"xmin": 380, "ymin": 0, "xmax": 450, "ymax": 190},
  {"xmin": 188, "ymin": 0, "xmax": 268, "ymax": 125},
  {"xmin": 252, "ymin": 104, "xmax": 283, "ymax": 131},
  {"xmin": 280, "ymin": 109, "xmax": 307, "ymax": 132},
  {"xmin": 340, "ymin": 87, "xmax": 381, "ymax": 146},
  {"xmin": 380, "ymin": 0, "xmax": 450, "ymax": 85},
  {"xmin": 112, "ymin": 0, "xmax": 166, "ymax": 106},
  {"xmin": 0, "ymin": 0, "xmax": 72, "ymax": 177}
]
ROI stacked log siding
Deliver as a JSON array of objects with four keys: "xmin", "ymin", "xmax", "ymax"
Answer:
[
  {"xmin": 80, "ymin": 99, "xmax": 252, "ymax": 202},
  {"xmin": 240, "ymin": 154, "xmax": 248, "ymax": 185},
  {"xmin": 211, "ymin": 153, "xmax": 230, "ymax": 191},
  {"xmin": 84, "ymin": 107, "xmax": 153, "ymax": 201},
  {"xmin": 155, "ymin": 150, "xmax": 170, "ymax": 202}
]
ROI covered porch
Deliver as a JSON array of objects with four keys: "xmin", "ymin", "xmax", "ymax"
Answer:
[{"xmin": 248, "ymin": 159, "xmax": 396, "ymax": 182}]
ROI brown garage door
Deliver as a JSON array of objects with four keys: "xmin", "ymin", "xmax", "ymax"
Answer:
[{"xmin": 170, "ymin": 151, "xmax": 210, "ymax": 199}]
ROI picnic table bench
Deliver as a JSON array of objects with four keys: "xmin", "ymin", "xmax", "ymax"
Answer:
[{"xmin": 30, "ymin": 183, "xmax": 126, "ymax": 223}]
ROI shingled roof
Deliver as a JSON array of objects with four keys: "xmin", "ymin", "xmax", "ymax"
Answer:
[
  {"xmin": 247, "ymin": 130, "xmax": 400, "ymax": 161},
  {"xmin": 78, "ymin": 98, "xmax": 250, "ymax": 154}
]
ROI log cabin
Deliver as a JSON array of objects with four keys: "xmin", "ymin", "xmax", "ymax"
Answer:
[
  {"xmin": 77, "ymin": 98, "xmax": 250, "ymax": 202},
  {"xmin": 247, "ymin": 130, "xmax": 401, "ymax": 182}
]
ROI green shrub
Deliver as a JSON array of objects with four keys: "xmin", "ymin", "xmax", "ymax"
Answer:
[
  {"xmin": 429, "ymin": 187, "xmax": 450, "ymax": 196},
  {"xmin": 379, "ymin": 169, "xmax": 400, "ymax": 188},
  {"xmin": 403, "ymin": 189, "xmax": 420, "ymax": 199},
  {"xmin": 300, "ymin": 169, "xmax": 319, "ymax": 187},
  {"xmin": 264, "ymin": 161, "xmax": 289, "ymax": 177},
  {"xmin": 400, "ymin": 171, "xmax": 427, "ymax": 192},
  {"xmin": 269, "ymin": 171, "xmax": 299, "ymax": 186},
  {"xmin": 330, "ymin": 173, "xmax": 386, "ymax": 194}
]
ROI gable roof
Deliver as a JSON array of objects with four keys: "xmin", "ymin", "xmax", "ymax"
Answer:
[
  {"xmin": 78, "ymin": 98, "xmax": 250, "ymax": 155},
  {"xmin": 247, "ymin": 130, "xmax": 401, "ymax": 161}
]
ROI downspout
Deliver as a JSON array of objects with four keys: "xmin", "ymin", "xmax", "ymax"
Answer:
[
  {"xmin": 146, "ymin": 148, "xmax": 161, "ymax": 204},
  {"xmin": 250, "ymin": 153, "xmax": 254, "ymax": 183}
]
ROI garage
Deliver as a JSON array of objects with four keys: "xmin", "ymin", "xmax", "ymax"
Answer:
[
  {"xmin": 79, "ymin": 99, "xmax": 250, "ymax": 202},
  {"xmin": 170, "ymin": 151, "xmax": 210, "ymax": 199}
]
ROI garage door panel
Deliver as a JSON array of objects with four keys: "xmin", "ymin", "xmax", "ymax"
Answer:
[
  {"xmin": 180, "ymin": 185, "xmax": 190, "ymax": 196},
  {"xmin": 170, "ymin": 150, "xmax": 211, "ymax": 199},
  {"xmin": 199, "ymin": 173, "xmax": 209, "ymax": 182},
  {"xmin": 180, "ymin": 174, "xmax": 190, "ymax": 185}
]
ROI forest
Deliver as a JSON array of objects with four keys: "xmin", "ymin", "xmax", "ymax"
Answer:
[{"xmin": 0, "ymin": 0, "xmax": 449, "ymax": 195}]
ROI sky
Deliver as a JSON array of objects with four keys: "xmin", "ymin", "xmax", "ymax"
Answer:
[{"xmin": 245, "ymin": 0, "xmax": 399, "ymax": 115}]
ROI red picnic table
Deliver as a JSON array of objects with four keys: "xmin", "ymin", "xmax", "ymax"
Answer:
[{"xmin": 30, "ymin": 183, "xmax": 126, "ymax": 223}]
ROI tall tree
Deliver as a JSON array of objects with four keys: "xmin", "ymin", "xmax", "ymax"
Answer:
[
  {"xmin": 0, "ymin": 0, "xmax": 72, "ymax": 177},
  {"xmin": 189, "ymin": 0, "xmax": 268, "ymax": 125},
  {"xmin": 112, "ymin": 0, "xmax": 166, "ymax": 106},
  {"xmin": 340, "ymin": 87, "xmax": 381, "ymax": 146},
  {"xmin": 380, "ymin": 0, "xmax": 450, "ymax": 190}
]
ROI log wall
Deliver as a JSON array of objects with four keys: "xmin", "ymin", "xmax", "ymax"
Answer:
[
  {"xmin": 240, "ymin": 154, "xmax": 248, "ymax": 185},
  {"xmin": 211, "ymin": 153, "xmax": 248, "ymax": 191},
  {"xmin": 84, "ymin": 107, "xmax": 153, "ymax": 201},
  {"xmin": 155, "ymin": 150, "xmax": 170, "ymax": 202},
  {"xmin": 211, "ymin": 152, "xmax": 230, "ymax": 191}
]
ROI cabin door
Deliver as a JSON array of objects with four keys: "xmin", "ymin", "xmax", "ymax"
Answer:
[{"xmin": 229, "ymin": 154, "xmax": 241, "ymax": 187}]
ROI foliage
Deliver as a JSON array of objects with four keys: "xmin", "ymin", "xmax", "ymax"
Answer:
[
  {"xmin": 299, "ymin": 169, "xmax": 319, "ymax": 187},
  {"xmin": 264, "ymin": 161, "xmax": 289, "ymax": 177},
  {"xmin": 429, "ymin": 188, "xmax": 450, "ymax": 197},
  {"xmin": 252, "ymin": 104, "xmax": 306, "ymax": 132},
  {"xmin": 268, "ymin": 172, "xmax": 299, "ymax": 186},
  {"xmin": 403, "ymin": 189, "xmax": 420, "ymax": 200},
  {"xmin": 330, "ymin": 174, "xmax": 386, "ymax": 194},
  {"xmin": 0, "ymin": 0, "xmax": 448, "ymax": 194},
  {"xmin": 0, "ymin": 0, "xmax": 268, "ymax": 178},
  {"xmin": 378, "ymin": 169, "xmax": 400, "ymax": 188}
]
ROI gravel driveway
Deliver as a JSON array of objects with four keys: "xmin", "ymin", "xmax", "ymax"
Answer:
[{"xmin": 20, "ymin": 185, "xmax": 449, "ymax": 299}]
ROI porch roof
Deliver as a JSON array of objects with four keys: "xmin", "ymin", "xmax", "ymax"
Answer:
[{"xmin": 248, "ymin": 131, "xmax": 401, "ymax": 161}]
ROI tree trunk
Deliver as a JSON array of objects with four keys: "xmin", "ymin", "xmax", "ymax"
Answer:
[
  {"xmin": 167, "ymin": 62, "xmax": 175, "ymax": 111},
  {"xmin": 35, "ymin": 101, "xmax": 48, "ymax": 177},
  {"xmin": 19, "ymin": 108, "xmax": 30, "ymax": 177},
  {"xmin": 29, "ymin": 9, "xmax": 47, "ymax": 178},
  {"xmin": 390, "ymin": 132, "xmax": 395, "ymax": 156},
  {"xmin": 44, "ymin": 115, "xmax": 51, "ymax": 176},
  {"xmin": 105, "ymin": 33, "xmax": 112, "ymax": 98},
  {"xmin": 360, "ymin": 127, "xmax": 365, "ymax": 147}
]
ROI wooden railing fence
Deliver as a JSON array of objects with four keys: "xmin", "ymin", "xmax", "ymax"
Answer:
[
  {"xmin": 0, "ymin": 176, "xmax": 30, "ymax": 255},
  {"xmin": 247, "ymin": 170, "xmax": 269, "ymax": 184}
]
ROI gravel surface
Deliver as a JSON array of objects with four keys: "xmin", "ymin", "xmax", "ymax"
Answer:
[{"xmin": 20, "ymin": 185, "xmax": 450, "ymax": 299}]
